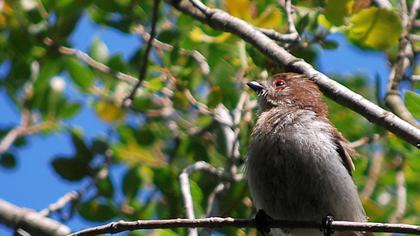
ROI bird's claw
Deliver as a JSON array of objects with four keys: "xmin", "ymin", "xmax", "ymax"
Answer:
[
  {"xmin": 255, "ymin": 209, "xmax": 272, "ymax": 235},
  {"xmin": 321, "ymin": 215, "xmax": 335, "ymax": 236}
]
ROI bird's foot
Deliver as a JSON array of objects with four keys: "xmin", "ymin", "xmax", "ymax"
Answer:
[
  {"xmin": 255, "ymin": 209, "xmax": 272, "ymax": 235},
  {"xmin": 321, "ymin": 215, "xmax": 335, "ymax": 236}
]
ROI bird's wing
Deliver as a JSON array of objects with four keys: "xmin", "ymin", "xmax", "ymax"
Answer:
[{"xmin": 333, "ymin": 131, "xmax": 356, "ymax": 174}]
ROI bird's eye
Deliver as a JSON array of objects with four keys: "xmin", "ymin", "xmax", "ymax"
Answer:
[{"xmin": 274, "ymin": 79, "xmax": 286, "ymax": 89}]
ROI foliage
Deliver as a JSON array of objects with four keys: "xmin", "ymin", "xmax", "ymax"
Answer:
[{"xmin": 0, "ymin": 0, "xmax": 419, "ymax": 235}]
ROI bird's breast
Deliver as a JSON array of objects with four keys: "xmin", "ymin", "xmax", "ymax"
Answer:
[{"xmin": 246, "ymin": 110, "xmax": 366, "ymax": 223}]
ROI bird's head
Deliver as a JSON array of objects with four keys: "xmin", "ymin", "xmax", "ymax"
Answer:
[{"xmin": 247, "ymin": 73, "xmax": 328, "ymax": 116}]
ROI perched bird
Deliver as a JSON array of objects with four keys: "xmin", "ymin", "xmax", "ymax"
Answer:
[{"xmin": 246, "ymin": 73, "xmax": 370, "ymax": 236}]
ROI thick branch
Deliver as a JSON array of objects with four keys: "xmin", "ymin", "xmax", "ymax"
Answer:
[
  {"xmin": 68, "ymin": 217, "xmax": 420, "ymax": 236},
  {"xmin": 0, "ymin": 199, "xmax": 70, "ymax": 236},
  {"xmin": 164, "ymin": 0, "xmax": 420, "ymax": 148}
]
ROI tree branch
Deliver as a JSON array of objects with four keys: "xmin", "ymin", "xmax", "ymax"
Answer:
[
  {"xmin": 373, "ymin": 0, "xmax": 393, "ymax": 8},
  {"xmin": 385, "ymin": 0, "xmax": 420, "ymax": 128},
  {"xmin": 67, "ymin": 217, "xmax": 420, "ymax": 236},
  {"xmin": 123, "ymin": 0, "xmax": 161, "ymax": 107},
  {"xmin": 163, "ymin": 0, "xmax": 420, "ymax": 148},
  {"xmin": 0, "ymin": 199, "xmax": 70, "ymax": 236}
]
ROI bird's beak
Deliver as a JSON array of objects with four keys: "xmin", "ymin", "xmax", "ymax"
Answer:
[{"xmin": 247, "ymin": 81, "xmax": 265, "ymax": 93}]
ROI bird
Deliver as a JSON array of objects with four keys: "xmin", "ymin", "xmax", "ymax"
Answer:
[{"xmin": 246, "ymin": 73, "xmax": 370, "ymax": 236}]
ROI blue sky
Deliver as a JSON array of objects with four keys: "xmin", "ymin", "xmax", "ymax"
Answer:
[{"xmin": 0, "ymin": 13, "xmax": 392, "ymax": 235}]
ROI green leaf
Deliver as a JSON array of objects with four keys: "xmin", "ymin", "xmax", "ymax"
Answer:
[
  {"xmin": 172, "ymin": 91, "xmax": 190, "ymax": 109},
  {"xmin": 189, "ymin": 180, "xmax": 204, "ymax": 216},
  {"xmin": 51, "ymin": 156, "xmax": 90, "ymax": 181},
  {"xmin": 122, "ymin": 167, "xmax": 142, "ymax": 200},
  {"xmin": 404, "ymin": 91, "xmax": 420, "ymax": 118},
  {"xmin": 325, "ymin": 0, "xmax": 353, "ymax": 26},
  {"xmin": 89, "ymin": 37, "xmax": 109, "ymax": 63},
  {"xmin": 65, "ymin": 57, "xmax": 95, "ymax": 92},
  {"xmin": 79, "ymin": 199, "xmax": 117, "ymax": 222},
  {"xmin": 97, "ymin": 177, "xmax": 115, "ymax": 198},
  {"xmin": 70, "ymin": 129, "xmax": 93, "ymax": 160},
  {"xmin": 321, "ymin": 40, "xmax": 339, "ymax": 50},
  {"xmin": 347, "ymin": 7, "xmax": 402, "ymax": 50},
  {"xmin": 207, "ymin": 86, "xmax": 223, "ymax": 108},
  {"xmin": 57, "ymin": 102, "xmax": 82, "ymax": 119},
  {"xmin": 0, "ymin": 153, "xmax": 17, "ymax": 169},
  {"xmin": 91, "ymin": 137, "xmax": 109, "ymax": 154},
  {"xmin": 146, "ymin": 77, "xmax": 164, "ymax": 92}
]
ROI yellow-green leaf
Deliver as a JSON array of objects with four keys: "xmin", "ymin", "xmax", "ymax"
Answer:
[
  {"xmin": 114, "ymin": 141, "xmax": 166, "ymax": 168},
  {"xmin": 325, "ymin": 0, "xmax": 353, "ymax": 26},
  {"xmin": 317, "ymin": 14, "xmax": 332, "ymax": 29},
  {"xmin": 347, "ymin": 7, "xmax": 402, "ymax": 50},
  {"xmin": 404, "ymin": 91, "xmax": 420, "ymax": 118},
  {"xmin": 95, "ymin": 100, "xmax": 125, "ymax": 122},
  {"xmin": 254, "ymin": 5, "xmax": 283, "ymax": 29},
  {"xmin": 207, "ymin": 86, "xmax": 223, "ymax": 108},
  {"xmin": 145, "ymin": 77, "xmax": 164, "ymax": 92},
  {"xmin": 225, "ymin": 0, "xmax": 253, "ymax": 22}
]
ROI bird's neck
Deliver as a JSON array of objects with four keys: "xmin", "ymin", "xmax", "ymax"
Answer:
[{"xmin": 253, "ymin": 107, "xmax": 328, "ymax": 138}]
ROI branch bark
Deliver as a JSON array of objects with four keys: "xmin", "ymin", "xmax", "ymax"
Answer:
[
  {"xmin": 0, "ymin": 199, "xmax": 70, "ymax": 236},
  {"xmin": 67, "ymin": 217, "xmax": 420, "ymax": 236},
  {"xmin": 164, "ymin": 0, "xmax": 420, "ymax": 148}
]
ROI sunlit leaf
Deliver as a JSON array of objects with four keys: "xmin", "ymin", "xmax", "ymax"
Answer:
[
  {"xmin": 225, "ymin": 0, "xmax": 253, "ymax": 22},
  {"xmin": 325, "ymin": 0, "xmax": 353, "ymax": 26},
  {"xmin": 113, "ymin": 141, "xmax": 166, "ymax": 167},
  {"xmin": 146, "ymin": 77, "xmax": 164, "ymax": 92},
  {"xmin": 189, "ymin": 27, "xmax": 230, "ymax": 43},
  {"xmin": 151, "ymin": 229, "xmax": 180, "ymax": 236},
  {"xmin": 89, "ymin": 37, "xmax": 109, "ymax": 63},
  {"xmin": 404, "ymin": 91, "xmax": 420, "ymax": 118},
  {"xmin": 254, "ymin": 5, "xmax": 283, "ymax": 29},
  {"xmin": 347, "ymin": 7, "xmax": 402, "ymax": 50},
  {"xmin": 95, "ymin": 99, "xmax": 125, "ymax": 122}
]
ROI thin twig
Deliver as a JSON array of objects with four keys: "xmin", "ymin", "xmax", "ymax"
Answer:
[
  {"xmin": 179, "ymin": 161, "xmax": 230, "ymax": 236},
  {"xmin": 123, "ymin": 0, "xmax": 161, "ymax": 107},
  {"xmin": 350, "ymin": 134, "xmax": 381, "ymax": 149},
  {"xmin": 44, "ymin": 38, "xmax": 137, "ymax": 85},
  {"xmin": 257, "ymin": 28, "xmax": 300, "ymax": 43},
  {"xmin": 38, "ymin": 154, "xmax": 110, "ymax": 219},
  {"xmin": 409, "ymin": 34, "xmax": 420, "ymax": 41},
  {"xmin": 205, "ymin": 183, "xmax": 227, "ymax": 217},
  {"xmin": 360, "ymin": 149, "xmax": 384, "ymax": 202},
  {"xmin": 389, "ymin": 155, "xmax": 407, "ymax": 223},
  {"xmin": 409, "ymin": 0, "xmax": 420, "ymax": 24},
  {"xmin": 67, "ymin": 217, "xmax": 420, "ymax": 236},
  {"xmin": 133, "ymin": 25, "xmax": 210, "ymax": 76},
  {"xmin": 412, "ymin": 75, "xmax": 420, "ymax": 81},
  {"xmin": 0, "ymin": 113, "xmax": 54, "ymax": 154},
  {"xmin": 284, "ymin": 0, "xmax": 298, "ymax": 37}
]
